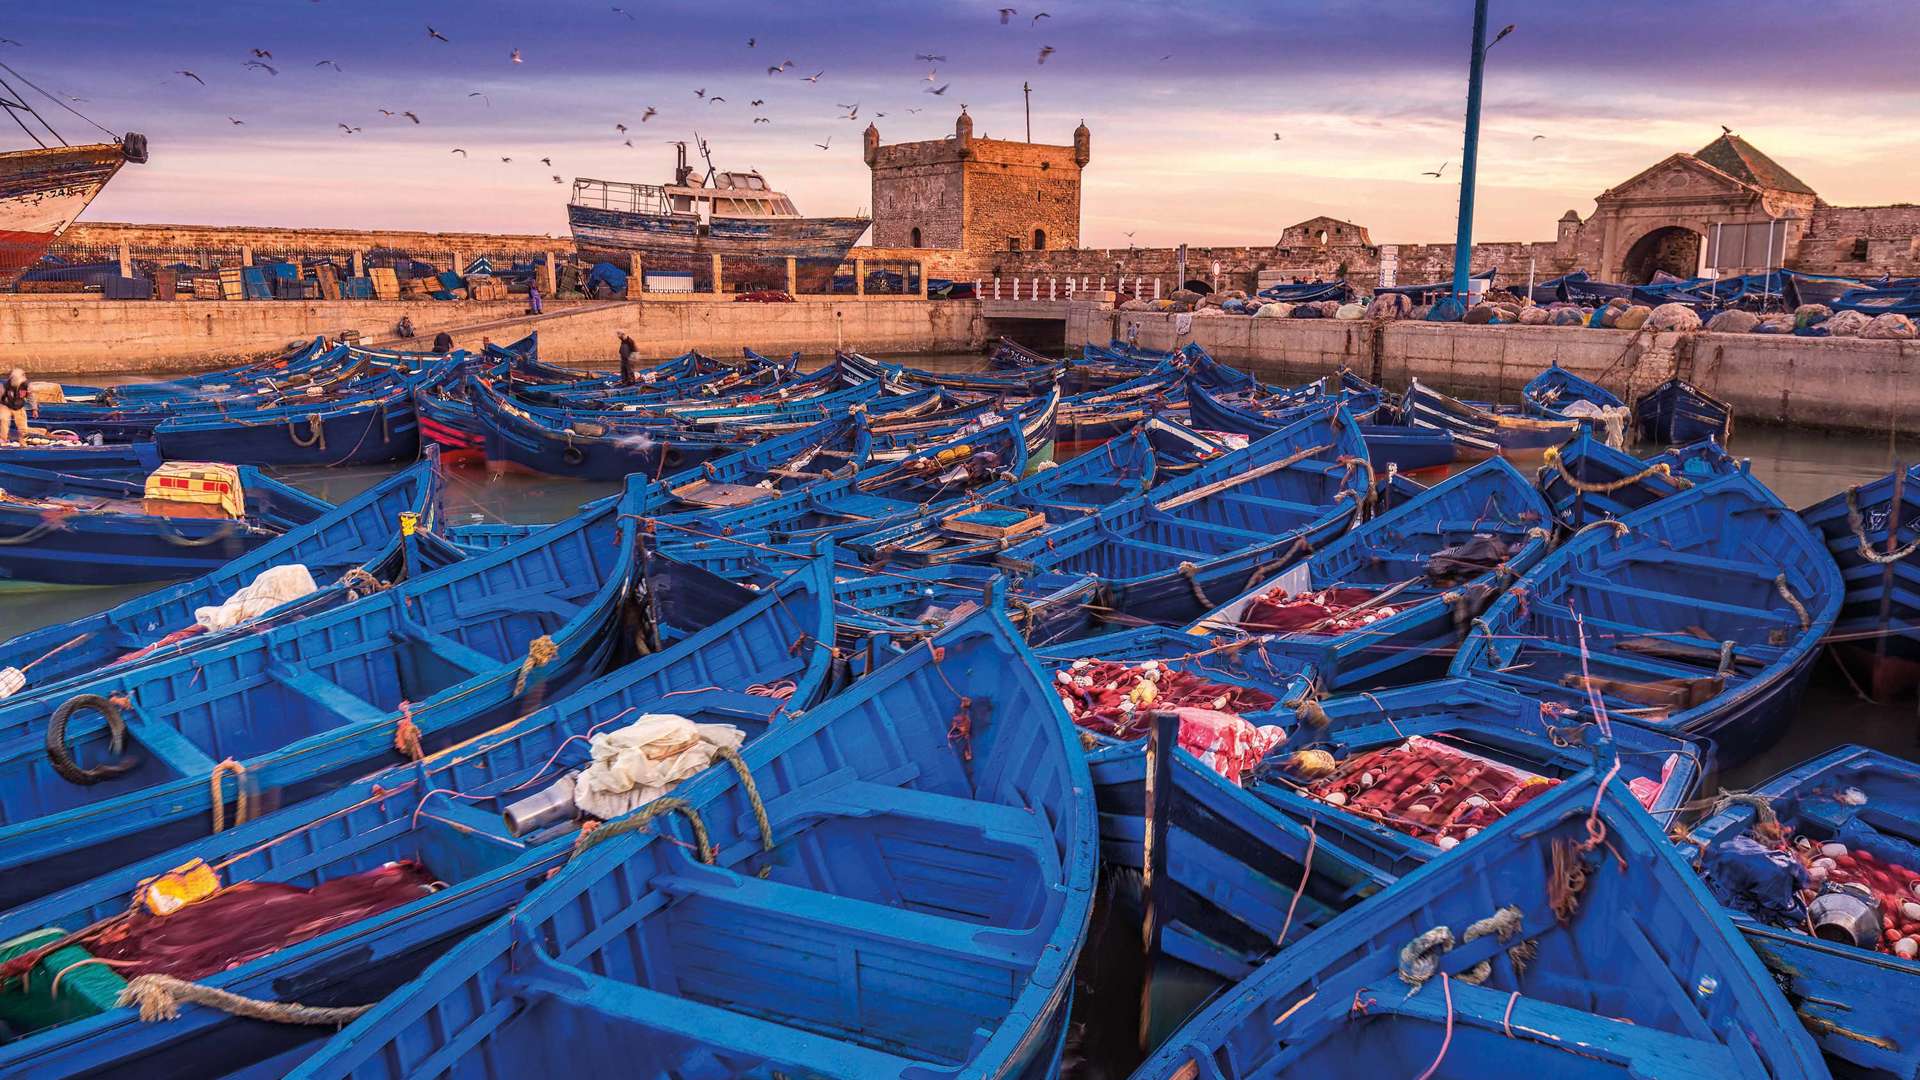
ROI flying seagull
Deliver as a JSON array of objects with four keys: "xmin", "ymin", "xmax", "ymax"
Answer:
[
  {"xmin": 552, "ymin": 175, "xmax": 563, "ymax": 183},
  {"xmin": 998, "ymin": 8, "xmax": 1016, "ymax": 23},
  {"xmin": 451, "ymin": 147, "xmax": 467, "ymax": 156},
  {"xmin": 815, "ymin": 136, "xmax": 831, "ymax": 150},
  {"xmin": 611, "ymin": 5, "xmax": 635, "ymax": 18},
  {"xmin": 616, "ymin": 122, "xmax": 628, "ymax": 133},
  {"xmin": 750, "ymin": 98, "xmax": 764, "ymax": 106},
  {"xmin": 907, "ymin": 107, "xmax": 923, "ymax": 114},
  {"xmin": 243, "ymin": 60, "xmax": 277, "ymax": 75},
  {"xmin": 427, "ymin": 25, "xmax": 449, "ymax": 42},
  {"xmin": 250, "ymin": 48, "xmax": 273, "ymax": 60},
  {"xmin": 915, "ymin": 53, "xmax": 947, "ymax": 62},
  {"xmin": 747, "ymin": 37, "xmax": 756, "ymax": 47},
  {"xmin": 315, "ymin": 59, "xmax": 342, "ymax": 71},
  {"xmin": 802, "ymin": 71, "xmax": 823, "ymax": 83},
  {"xmin": 1422, "ymin": 161, "xmax": 1448, "ymax": 178},
  {"xmin": 753, "ymin": 117, "xmax": 771, "ymax": 124},
  {"xmin": 177, "ymin": 70, "xmax": 204, "ymax": 84},
  {"xmin": 510, "ymin": 47, "xmax": 523, "ymax": 64},
  {"xmin": 403, "ymin": 111, "xmax": 420, "ymax": 124},
  {"xmin": 337, "ymin": 123, "xmax": 361, "ymax": 134},
  {"xmin": 500, "ymin": 156, "xmax": 512, "ymax": 163},
  {"xmin": 694, "ymin": 87, "xmax": 706, "ymax": 98},
  {"xmin": 1532, "ymin": 133, "xmax": 1546, "ymax": 140},
  {"xmin": 1036, "ymin": 45, "xmax": 1054, "ymax": 64},
  {"xmin": 540, "ymin": 156, "xmax": 552, "ymax": 165},
  {"xmin": 640, "ymin": 107, "xmax": 656, "ymax": 121},
  {"xmin": 469, "ymin": 90, "xmax": 490, "ymax": 106},
  {"xmin": 227, "ymin": 116, "xmax": 245, "ymax": 125},
  {"xmin": 709, "ymin": 96, "xmax": 726, "ymax": 103},
  {"xmin": 0, "ymin": 38, "xmax": 21, "ymax": 46},
  {"xmin": 1272, "ymin": 133, "xmax": 1281, "ymax": 141},
  {"xmin": 379, "ymin": 109, "xmax": 394, "ymax": 116},
  {"xmin": 926, "ymin": 83, "xmax": 949, "ymax": 95},
  {"xmin": 767, "ymin": 65, "xmax": 783, "ymax": 76},
  {"xmin": 1032, "ymin": 11, "xmax": 1050, "ymax": 22},
  {"xmin": 1721, "ymin": 124, "xmax": 1734, "ymax": 136}
]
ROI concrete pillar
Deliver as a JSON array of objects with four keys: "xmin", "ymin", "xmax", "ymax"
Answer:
[
  {"xmin": 710, "ymin": 253, "xmax": 724, "ymax": 296},
  {"xmin": 1012, "ymin": 278, "xmax": 1020, "ymax": 301},
  {"xmin": 785, "ymin": 257, "xmax": 798, "ymax": 295},
  {"xmin": 116, "ymin": 244, "xmax": 132, "ymax": 279},
  {"xmin": 352, "ymin": 250, "xmax": 365, "ymax": 278},
  {"xmin": 854, "ymin": 258, "xmax": 866, "ymax": 297},
  {"xmin": 241, "ymin": 246, "xmax": 253, "ymax": 267},
  {"xmin": 1065, "ymin": 278, "xmax": 1074, "ymax": 298},
  {"xmin": 543, "ymin": 252, "xmax": 557, "ymax": 295},
  {"xmin": 918, "ymin": 261, "xmax": 928, "ymax": 299},
  {"xmin": 1049, "ymin": 278, "xmax": 1057, "ymax": 301},
  {"xmin": 1153, "ymin": 279, "xmax": 1161, "ymax": 300},
  {"xmin": 1031, "ymin": 277, "xmax": 1039, "ymax": 300},
  {"xmin": 628, "ymin": 253, "xmax": 644, "ymax": 299},
  {"xmin": 993, "ymin": 278, "xmax": 1001, "ymax": 300},
  {"xmin": 450, "ymin": 251, "xmax": 459, "ymax": 275}
]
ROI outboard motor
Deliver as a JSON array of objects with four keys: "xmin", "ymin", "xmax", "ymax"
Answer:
[
  {"xmin": 121, "ymin": 132, "xmax": 148, "ymax": 164},
  {"xmin": 1809, "ymin": 881, "xmax": 1883, "ymax": 949}
]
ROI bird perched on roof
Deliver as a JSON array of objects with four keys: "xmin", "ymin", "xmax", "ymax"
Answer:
[
  {"xmin": 1721, "ymin": 124, "xmax": 1734, "ymax": 136},
  {"xmin": 427, "ymin": 25, "xmax": 449, "ymax": 42}
]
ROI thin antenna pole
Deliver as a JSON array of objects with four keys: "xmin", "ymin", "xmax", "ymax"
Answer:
[{"xmin": 1023, "ymin": 81, "xmax": 1031, "ymax": 142}]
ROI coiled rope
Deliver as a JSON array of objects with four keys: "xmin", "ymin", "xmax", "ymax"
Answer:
[
  {"xmin": 1175, "ymin": 561, "xmax": 1212, "ymax": 608},
  {"xmin": 512, "ymin": 635, "xmax": 557, "ymax": 695},
  {"xmin": 117, "ymin": 973, "xmax": 370, "ymax": 1026},
  {"xmin": 1398, "ymin": 905, "xmax": 1528, "ymax": 992},
  {"xmin": 339, "ymin": 567, "xmax": 386, "ymax": 599},
  {"xmin": 1844, "ymin": 486, "xmax": 1920, "ymax": 565}
]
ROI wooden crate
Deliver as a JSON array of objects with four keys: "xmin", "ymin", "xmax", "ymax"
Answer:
[
  {"xmin": 217, "ymin": 268, "xmax": 246, "ymax": 301},
  {"xmin": 939, "ymin": 505, "xmax": 1047, "ymax": 540},
  {"xmin": 369, "ymin": 267, "xmax": 400, "ymax": 301}
]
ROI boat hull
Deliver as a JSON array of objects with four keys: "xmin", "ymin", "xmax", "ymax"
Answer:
[
  {"xmin": 0, "ymin": 143, "xmax": 128, "ymax": 280},
  {"xmin": 567, "ymin": 205, "xmax": 870, "ymax": 291}
]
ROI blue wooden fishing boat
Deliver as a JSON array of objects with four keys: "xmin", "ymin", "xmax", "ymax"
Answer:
[
  {"xmin": 1403, "ymin": 378, "xmax": 1585, "ymax": 457},
  {"xmin": 0, "ymin": 448, "xmax": 444, "ymax": 697},
  {"xmin": 1521, "ymin": 362, "xmax": 1627, "ymax": 421},
  {"xmin": 1798, "ymin": 464, "xmax": 1920, "ymax": 699},
  {"xmin": 289, "ymin": 601, "xmax": 1097, "ymax": 1080},
  {"xmin": 472, "ymin": 374, "xmax": 740, "ymax": 480},
  {"xmin": 1132, "ymin": 763, "xmax": 1829, "ymax": 1080},
  {"xmin": 991, "ymin": 337, "xmax": 1156, "ymax": 393},
  {"xmin": 1003, "ymin": 404, "xmax": 1369, "ymax": 647},
  {"xmin": 0, "ymin": 554, "xmax": 836, "ymax": 1078},
  {"xmin": 152, "ymin": 380, "xmax": 426, "ymax": 468},
  {"xmin": 1686, "ymin": 744, "xmax": 1920, "ymax": 1078},
  {"xmin": 1185, "ymin": 375, "xmax": 1454, "ymax": 472},
  {"xmin": 1190, "ymin": 457, "xmax": 1555, "ymax": 688},
  {"xmin": 0, "ymin": 480, "xmax": 645, "ymax": 909},
  {"xmin": 1056, "ymin": 369, "xmax": 1186, "ymax": 455},
  {"xmin": 0, "ymin": 461, "xmax": 331, "ymax": 586},
  {"xmin": 0, "ymin": 439, "xmax": 160, "ymax": 476},
  {"xmin": 1536, "ymin": 433, "xmax": 1739, "ymax": 528},
  {"xmin": 852, "ymin": 429, "xmax": 1158, "ymax": 568},
  {"xmin": 1452, "ymin": 467, "xmax": 1842, "ymax": 753},
  {"xmin": 1243, "ymin": 677, "xmax": 1699, "ymax": 879},
  {"xmin": 641, "ymin": 411, "xmax": 874, "ymax": 513},
  {"xmin": 648, "ymin": 397, "xmax": 1051, "ymax": 550},
  {"xmin": 1635, "ymin": 376, "xmax": 1734, "ymax": 445},
  {"xmin": 840, "ymin": 347, "xmax": 1063, "ymax": 396}
]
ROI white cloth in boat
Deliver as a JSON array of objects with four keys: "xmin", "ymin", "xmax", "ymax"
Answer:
[
  {"xmin": 574, "ymin": 713, "xmax": 746, "ymax": 821},
  {"xmin": 194, "ymin": 564, "xmax": 320, "ymax": 631}
]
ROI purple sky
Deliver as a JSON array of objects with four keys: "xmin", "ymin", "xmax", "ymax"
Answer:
[{"xmin": 11, "ymin": 0, "xmax": 1916, "ymax": 247}]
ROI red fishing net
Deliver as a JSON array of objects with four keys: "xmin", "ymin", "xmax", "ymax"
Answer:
[
  {"xmin": 1300, "ymin": 737, "xmax": 1557, "ymax": 848},
  {"xmin": 84, "ymin": 860, "xmax": 436, "ymax": 983},
  {"xmin": 1237, "ymin": 587, "xmax": 1396, "ymax": 634},
  {"xmin": 1055, "ymin": 658, "xmax": 1284, "ymax": 784}
]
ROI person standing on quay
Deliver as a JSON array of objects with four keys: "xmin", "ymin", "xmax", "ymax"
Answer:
[
  {"xmin": 618, "ymin": 332, "xmax": 639, "ymax": 385},
  {"xmin": 0, "ymin": 369, "xmax": 35, "ymax": 444}
]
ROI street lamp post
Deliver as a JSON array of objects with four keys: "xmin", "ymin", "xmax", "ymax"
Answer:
[{"xmin": 1442, "ymin": 0, "xmax": 1492, "ymax": 320}]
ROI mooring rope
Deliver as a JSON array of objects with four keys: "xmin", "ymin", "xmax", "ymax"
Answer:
[
  {"xmin": 714, "ymin": 745, "xmax": 774, "ymax": 878},
  {"xmin": 117, "ymin": 973, "xmax": 371, "ymax": 1026},
  {"xmin": 1844, "ymin": 486, "xmax": 1920, "ymax": 565},
  {"xmin": 572, "ymin": 795, "xmax": 713, "ymax": 861},
  {"xmin": 288, "ymin": 414, "xmax": 326, "ymax": 450},
  {"xmin": 1541, "ymin": 445, "xmax": 1687, "ymax": 495},
  {"xmin": 1774, "ymin": 574, "xmax": 1811, "ymax": 631},
  {"xmin": 512, "ymin": 635, "xmax": 557, "ymax": 695},
  {"xmin": 210, "ymin": 758, "xmax": 249, "ymax": 833}
]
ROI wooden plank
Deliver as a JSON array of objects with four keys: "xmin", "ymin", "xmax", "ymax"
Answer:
[{"xmin": 369, "ymin": 266, "xmax": 401, "ymax": 301}]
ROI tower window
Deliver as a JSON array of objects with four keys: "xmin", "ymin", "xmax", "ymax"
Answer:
[
  {"xmin": 910, "ymin": 227, "xmax": 922, "ymax": 248},
  {"xmin": 1033, "ymin": 228, "xmax": 1047, "ymax": 250}
]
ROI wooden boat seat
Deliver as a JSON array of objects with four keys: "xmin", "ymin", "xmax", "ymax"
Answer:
[
  {"xmin": 1606, "ymin": 547, "xmax": 1778, "ymax": 582},
  {"xmin": 1213, "ymin": 491, "xmax": 1322, "ymax": 518},
  {"xmin": 266, "ymin": 664, "xmax": 389, "ymax": 728},
  {"xmin": 502, "ymin": 962, "xmax": 936, "ymax": 1076},
  {"xmin": 390, "ymin": 618, "xmax": 502, "ymax": 681},
  {"xmin": 1565, "ymin": 576, "xmax": 1795, "ymax": 629}
]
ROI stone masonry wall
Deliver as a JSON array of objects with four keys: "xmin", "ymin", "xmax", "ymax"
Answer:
[
  {"xmin": 960, "ymin": 138, "xmax": 1083, "ymax": 252},
  {"xmin": 1793, "ymin": 204, "xmax": 1920, "ymax": 278},
  {"xmin": 63, "ymin": 221, "xmax": 558, "ymax": 271}
]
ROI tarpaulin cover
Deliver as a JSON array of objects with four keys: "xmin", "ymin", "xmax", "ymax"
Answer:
[{"xmin": 586, "ymin": 261, "xmax": 628, "ymax": 295}]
